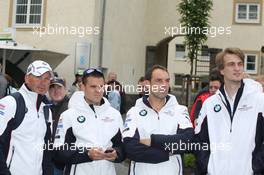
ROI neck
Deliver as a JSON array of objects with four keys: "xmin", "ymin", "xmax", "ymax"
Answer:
[
  {"xmin": 224, "ymin": 80, "xmax": 241, "ymax": 98},
  {"xmin": 84, "ymin": 96, "xmax": 100, "ymax": 106},
  {"xmin": 149, "ymin": 95, "xmax": 166, "ymax": 112}
]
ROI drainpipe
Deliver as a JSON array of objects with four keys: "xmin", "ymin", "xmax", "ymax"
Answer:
[
  {"xmin": 98, "ymin": 0, "xmax": 106, "ymax": 67},
  {"xmin": 2, "ymin": 49, "xmax": 6, "ymax": 74},
  {"xmin": 261, "ymin": 46, "xmax": 264, "ymax": 74}
]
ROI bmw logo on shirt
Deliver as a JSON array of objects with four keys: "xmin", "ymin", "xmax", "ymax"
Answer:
[
  {"xmin": 77, "ymin": 116, "xmax": 86, "ymax": 123},
  {"xmin": 214, "ymin": 104, "xmax": 221, "ymax": 112},
  {"xmin": 139, "ymin": 109, "xmax": 148, "ymax": 116}
]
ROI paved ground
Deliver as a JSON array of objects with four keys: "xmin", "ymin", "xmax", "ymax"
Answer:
[
  {"xmin": 115, "ymin": 162, "xmax": 196, "ymax": 175},
  {"xmin": 115, "ymin": 161, "xmax": 129, "ymax": 175}
]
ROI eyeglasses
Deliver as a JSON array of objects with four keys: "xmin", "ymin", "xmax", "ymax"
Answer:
[{"xmin": 83, "ymin": 68, "xmax": 103, "ymax": 76}]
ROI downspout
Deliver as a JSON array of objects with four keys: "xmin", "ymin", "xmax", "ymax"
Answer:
[
  {"xmin": 2, "ymin": 49, "xmax": 6, "ymax": 74},
  {"xmin": 98, "ymin": 0, "xmax": 106, "ymax": 67}
]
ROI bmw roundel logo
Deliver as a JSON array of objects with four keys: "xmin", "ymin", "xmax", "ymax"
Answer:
[
  {"xmin": 77, "ymin": 116, "xmax": 86, "ymax": 123},
  {"xmin": 214, "ymin": 104, "xmax": 221, "ymax": 112},
  {"xmin": 139, "ymin": 109, "xmax": 147, "ymax": 116}
]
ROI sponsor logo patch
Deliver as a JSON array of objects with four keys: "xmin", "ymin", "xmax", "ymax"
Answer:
[
  {"xmin": 214, "ymin": 104, "xmax": 221, "ymax": 112},
  {"xmin": 139, "ymin": 109, "xmax": 147, "ymax": 116},
  {"xmin": 0, "ymin": 104, "xmax": 5, "ymax": 110},
  {"xmin": 77, "ymin": 116, "xmax": 86, "ymax": 123},
  {"xmin": 237, "ymin": 105, "xmax": 253, "ymax": 111},
  {"xmin": 164, "ymin": 110, "xmax": 174, "ymax": 116},
  {"xmin": 101, "ymin": 116, "xmax": 114, "ymax": 122}
]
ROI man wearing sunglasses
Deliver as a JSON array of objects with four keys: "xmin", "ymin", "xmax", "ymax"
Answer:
[
  {"xmin": 0, "ymin": 60, "xmax": 53, "ymax": 175},
  {"xmin": 53, "ymin": 68, "xmax": 125, "ymax": 175}
]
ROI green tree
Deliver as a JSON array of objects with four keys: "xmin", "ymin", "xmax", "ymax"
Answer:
[{"xmin": 178, "ymin": 0, "xmax": 213, "ymax": 75}]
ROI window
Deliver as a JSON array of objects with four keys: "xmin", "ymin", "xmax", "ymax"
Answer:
[
  {"xmin": 198, "ymin": 45, "xmax": 209, "ymax": 61},
  {"xmin": 175, "ymin": 44, "xmax": 186, "ymax": 59},
  {"xmin": 245, "ymin": 54, "xmax": 258, "ymax": 73},
  {"xmin": 13, "ymin": 0, "xmax": 43, "ymax": 27},
  {"xmin": 235, "ymin": 3, "xmax": 261, "ymax": 23},
  {"xmin": 174, "ymin": 74, "xmax": 184, "ymax": 86}
]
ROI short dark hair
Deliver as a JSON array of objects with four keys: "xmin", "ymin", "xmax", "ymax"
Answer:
[
  {"xmin": 209, "ymin": 67, "xmax": 223, "ymax": 83},
  {"xmin": 138, "ymin": 76, "xmax": 145, "ymax": 83},
  {"xmin": 145, "ymin": 65, "xmax": 168, "ymax": 81},
  {"xmin": 82, "ymin": 68, "xmax": 104, "ymax": 84}
]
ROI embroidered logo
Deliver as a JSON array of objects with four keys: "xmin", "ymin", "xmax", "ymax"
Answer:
[
  {"xmin": 237, "ymin": 105, "xmax": 253, "ymax": 111},
  {"xmin": 101, "ymin": 116, "xmax": 114, "ymax": 123},
  {"xmin": 77, "ymin": 116, "xmax": 86, "ymax": 123},
  {"xmin": 164, "ymin": 110, "xmax": 174, "ymax": 116},
  {"xmin": 139, "ymin": 109, "xmax": 147, "ymax": 116},
  {"xmin": 214, "ymin": 104, "xmax": 221, "ymax": 112}
]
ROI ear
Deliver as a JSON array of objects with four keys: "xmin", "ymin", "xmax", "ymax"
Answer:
[
  {"xmin": 145, "ymin": 80, "xmax": 151, "ymax": 86},
  {"xmin": 24, "ymin": 74, "xmax": 29, "ymax": 84},
  {"xmin": 220, "ymin": 69, "xmax": 224, "ymax": 76}
]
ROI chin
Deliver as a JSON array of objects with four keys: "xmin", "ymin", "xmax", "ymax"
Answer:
[{"xmin": 38, "ymin": 92, "xmax": 46, "ymax": 95}]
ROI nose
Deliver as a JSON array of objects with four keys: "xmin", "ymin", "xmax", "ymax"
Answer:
[
  {"xmin": 234, "ymin": 65, "xmax": 239, "ymax": 70},
  {"xmin": 160, "ymin": 81, "xmax": 169, "ymax": 90},
  {"xmin": 234, "ymin": 63, "xmax": 242, "ymax": 71},
  {"xmin": 95, "ymin": 86, "xmax": 103, "ymax": 93}
]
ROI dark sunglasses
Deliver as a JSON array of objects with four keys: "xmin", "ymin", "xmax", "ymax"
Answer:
[{"xmin": 83, "ymin": 68, "xmax": 103, "ymax": 76}]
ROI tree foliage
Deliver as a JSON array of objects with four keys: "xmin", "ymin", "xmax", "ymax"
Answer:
[{"xmin": 178, "ymin": 0, "xmax": 213, "ymax": 75}]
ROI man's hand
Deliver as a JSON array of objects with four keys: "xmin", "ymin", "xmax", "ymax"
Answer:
[
  {"xmin": 87, "ymin": 148, "xmax": 106, "ymax": 160},
  {"xmin": 140, "ymin": 139, "xmax": 151, "ymax": 146},
  {"xmin": 104, "ymin": 148, "xmax": 118, "ymax": 161}
]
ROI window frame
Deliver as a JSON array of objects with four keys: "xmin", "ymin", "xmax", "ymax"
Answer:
[
  {"xmin": 12, "ymin": 0, "xmax": 44, "ymax": 28},
  {"xmin": 198, "ymin": 45, "xmax": 210, "ymax": 61},
  {"xmin": 235, "ymin": 2, "xmax": 261, "ymax": 24},
  {"xmin": 175, "ymin": 44, "xmax": 186, "ymax": 60},
  {"xmin": 244, "ymin": 53, "xmax": 258, "ymax": 74}
]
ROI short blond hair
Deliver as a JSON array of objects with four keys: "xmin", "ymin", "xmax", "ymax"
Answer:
[{"xmin": 215, "ymin": 48, "xmax": 245, "ymax": 70}]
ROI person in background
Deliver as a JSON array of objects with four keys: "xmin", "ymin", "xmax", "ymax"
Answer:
[
  {"xmin": 107, "ymin": 72, "xmax": 117, "ymax": 82},
  {"xmin": 4, "ymin": 74, "xmax": 18, "ymax": 95},
  {"xmin": 68, "ymin": 70, "xmax": 83, "ymax": 97},
  {"xmin": 137, "ymin": 76, "xmax": 148, "ymax": 98},
  {"xmin": 106, "ymin": 72, "xmax": 126, "ymax": 115},
  {"xmin": 190, "ymin": 70, "xmax": 222, "ymax": 127},
  {"xmin": 256, "ymin": 75, "xmax": 264, "ymax": 92},
  {"xmin": 0, "ymin": 63, "xmax": 8, "ymax": 99},
  {"xmin": 48, "ymin": 77, "xmax": 69, "ymax": 175},
  {"xmin": 49, "ymin": 77, "xmax": 69, "ymax": 136},
  {"xmin": 106, "ymin": 80, "xmax": 121, "ymax": 111}
]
